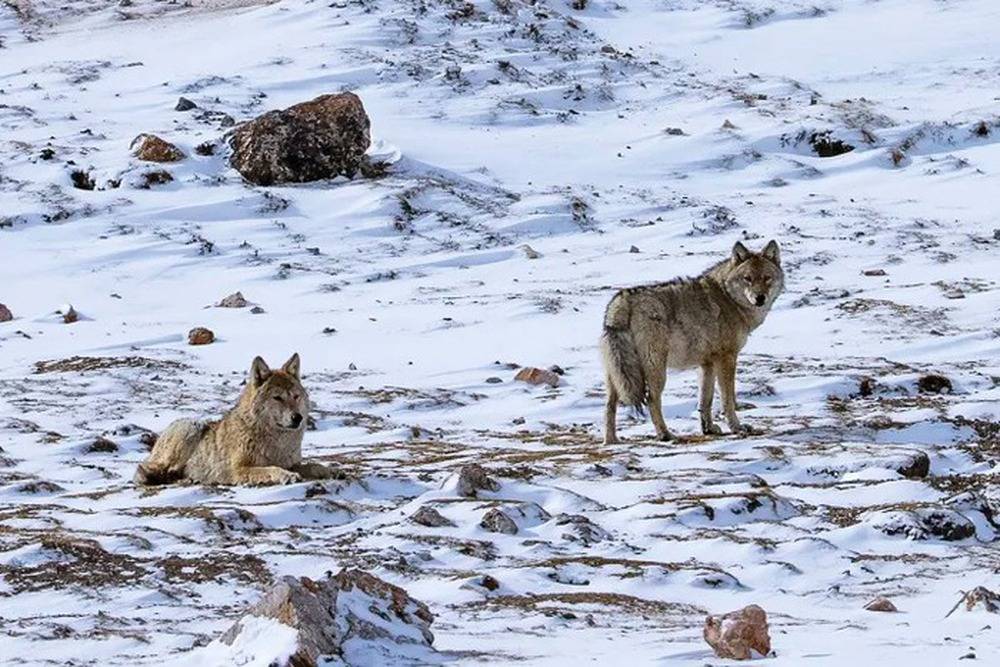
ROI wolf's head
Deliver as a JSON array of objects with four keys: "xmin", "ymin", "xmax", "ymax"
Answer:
[
  {"xmin": 723, "ymin": 240, "xmax": 785, "ymax": 310},
  {"xmin": 244, "ymin": 354, "xmax": 309, "ymax": 431}
]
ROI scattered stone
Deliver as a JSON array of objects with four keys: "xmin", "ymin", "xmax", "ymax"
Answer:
[
  {"xmin": 175, "ymin": 96, "xmax": 197, "ymax": 111},
  {"xmin": 455, "ymin": 463, "xmax": 500, "ymax": 498},
  {"xmin": 522, "ymin": 244, "xmax": 541, "ymax": 259},
  {"xmin": 250, "ymin": 306, "xmax": 266, "ymax": 315},
  {"xmin": 188, "ymin": 327, "xmax": 215, "ymax": 346},
  {"xmin": 514, "ymin": 367, "xmax": 560, "ymax": 388},
  {"xmin": 0, "ymin": 304, "xmax": 12, "ymax": 322},
  {"xmin": 721, "ymin": 119, "xmax": 738, "ymax": 130},
  {"xmin": 629, "ymin": 245, "xmax": 640, "ymax": 253},
  {"xmin": 857, "ymin": 376, "xmax": 876, "ymax": 397},
  {"xmin": 548, "ymin": 364, "xmax": 565, "ymax": 376},
  {"xmin": 556, "ymin": 513, "xmax": 610, "ymax": 545},
  {"xmin": 60, "ymin": 305, "xmax": 78, "ymax": 324},
  {"xmin": 479, "ymin": 574, "xmax": 500, "ymax": 591},
  {"xmin": 485, "ymin": 376, "xmax": 503, "ymax": 384},
  {"xmin": 228, "ymin": 92, "xmax": 371, "ymax": 185},
  {"xmin": 130, "ymin": 133, "xmax": 185, "ymax": 162},
  {"xmin": 410, "ymin": 506, "xmax": 455, "ymax": 528},
  {"xmin": 809, "ymin": 131, "xmax": 854, "ymax": 157},
  {"xmin": 865, "ymin": 597, "xmax": 898, "ymax": 612},
  {"xmin": 480, "ymin": 508, "xmax": 518, "ymax": 535},
  {"xmin": 195, "ymin": 141, "xmax": 217, "ymax": 156},
  {"xmin": 703, "ymin": 604, "xmax": 771, "ymax": 660},
  {"xmin": 870, "ymin": 508, "xmax": 976, "ymax": 542},
  {"xmin": 663, "ymin": 127, "xmax": 686, "ymax": 136},
  {"xmin": 70, "ymin": 170, "xmax": 95, "ymax": 190},
  {"xmin": 217, "ymin": 569, "xmax": 435, "ymax": 666},
  {"xmin": 86, "ymin": 436, "xmax": 118, "ymax": 453},
  {"xmin": 894, "ymin": 451, "xmax": 930, "ymax": 479},
  {"xmin": 917, "ymin": 374, "xmax": 952, "ymax": 394},
  {"xmin": 216, "ymin": 291, "xmax": 249, "ymax": 308},
  {"xmin": 862, "ymin": 268, "xmax": 887, "ymax": 277},
  {"xmin": 139, "ymin": 170, "xmax": 174, "ymax": 188}
]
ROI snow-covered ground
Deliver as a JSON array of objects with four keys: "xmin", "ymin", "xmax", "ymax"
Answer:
[{"xmin": 1, "ymin": 0, "xmax": 999, "ymax": 664}]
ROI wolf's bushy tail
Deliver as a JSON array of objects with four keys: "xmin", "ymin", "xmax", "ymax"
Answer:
[{"xmin": 601, "ymin": 292, "xmax": 646, "ymax": 410}]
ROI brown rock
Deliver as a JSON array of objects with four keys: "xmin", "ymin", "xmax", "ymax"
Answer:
[
  {"xmin": 216, "ymin": 291, "xmax": 249, "ymax": 308},
  {"xmin": 188, "ymin": 327, "xmax": 215, "ymax": 346},
  {"xmin": 963, "ymin": 586, "xmax": 1000, "ymax": 613},
  {"xmin": 514, "ymin": 366, "xmax": 560, "ymax": 388},
  {"xmin": 865, "ymin": 597, "xmax": 898, "ymax": 612},
  {"xmin": 410, "ymin": 506, "xmax": 455, "ymax": 527},
  {"xmin": 131, "ymin": 134, "xmax": 185, "ymax": 162},
  {"xmin": 703, "ymin": 604, "xmax": 771, "ymax": 660},
  {"xmin": 228, "ymin": 92, "xmax": 371, "ymax": 185},
  {"xmin": 0, "ymin": 303, "xmax": 12, "ymax": 322},
  {"xmin": 60, "ymin": 305, "xmax": 78, "ymax": 324},
  {"xmin": 480, "ymin": 508, "xmax": 518, "ymax": 535},
  {"xmin": 218, "ymin": 569, "xmax": 435, "ymax": 666},
  {"xmin": 455, "ymin": 463, "xmax": 500, "ymax": 498},
  {"xmin": 894, "ymin": 451, "xmax": 930, "ymax": 479},
  {"xmin": 917, "ymin": 373, "xmax": 952, "ymax": 394}
]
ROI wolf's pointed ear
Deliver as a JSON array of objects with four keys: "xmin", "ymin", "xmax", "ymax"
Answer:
[
  {"xmin": 250, "ymin": 356, "xmax": 271, "ymax": 386},
  {"xmin": 732, "ymin": 241, "xmax": 751, "ymax": 264},
  {"xmin": 282, "ymin": 353, "xmax": 301, "ymax": 379},
  {"xmin": 762, "ymin": 239, "xmax": 780, "ymax": 264}
]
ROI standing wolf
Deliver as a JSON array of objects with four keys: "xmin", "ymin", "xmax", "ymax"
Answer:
[
  {"xmin": 135, "ymin": 354, "xmax": 334, "ymax": 485},
  {"xmin": 601, "ymin": 240, "xmax": 784, "ymax": 444}
]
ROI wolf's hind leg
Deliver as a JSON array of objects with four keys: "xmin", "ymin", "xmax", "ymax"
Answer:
[
  {"xmin": 646, "ymin": 365, "xmax": 673, "ymax": 441},
  {"xmin": 700, "ymin": 362, "xmax": 723, "ymax": 436},
  {"xmin": 134, "ymin": 420, "xmax": 204, "ymax": 485},
  {"xmin": 603, "ymin": 380, "xmax": 620, "ymax": 445},
  {"xmin": 233, "ymin": 466, "xmax": 302, "ymax": 486},
  {"xmin": 291, "ymin": 461, "xmax": 338, "ymax": 480}
]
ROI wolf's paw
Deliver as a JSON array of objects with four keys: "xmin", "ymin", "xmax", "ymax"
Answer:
[
  {"xmin": 243, "ymin": 466, "xmax": 302, "ymax": 486},
  {"xmin": 702, "ymin": 423, "xmax": 724, "ymax": 436},
  {"xmin": 271, "ymin": 469, "xmax": 303, "ymax": 485},
  {"xmin": 732, "ymin": 423, "xmax": 760, "ymax": 437},
  {"xmin": 657, "ymin": 431, "xmax": 675, "ymax": 442},
  {"xmin": 293, "ymin": 461, "xmax": 337, "ymax": 480}
]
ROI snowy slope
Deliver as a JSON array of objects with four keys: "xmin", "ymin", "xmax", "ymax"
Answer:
[{"xmin": 1, "ymin": 0, "xmax": 999, "ymax": 664}]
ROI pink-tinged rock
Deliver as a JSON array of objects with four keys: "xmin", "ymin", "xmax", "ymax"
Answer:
[
  {"xmin": 0, "ymin": 303, "xmax": 12, "ymax": 322},
  {"xmin": 188, "ymin": 327, "xmax": 215, "ymax": 345},
  {"xmin": 131, "ymin": 133, "xmax": 185, "ymax": 162},
  {"xmin": 514, "ymin": 366, "xmax": 560, "ymax": 388},
  {"xmin": 865, "ymin": 597, "xmax": 898, "ymax": 612},
  {"xmin": 703, "ymin": 604, "xmax": 771, "ymax": 660}
]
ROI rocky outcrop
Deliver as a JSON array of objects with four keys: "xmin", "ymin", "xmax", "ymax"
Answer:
[
  {"xmin": 228, "ymin": 92, "xmax": 371, "ymax": 185},
  {"xmin": 455, "ymin": 463, "xmax": 500, "ymax": 498},
  {"xmin": 703, "ymin": 604, "xmax": 771, "ymax": 660},
  {"xmin": 218, "ymin": 569, "xmax": 435, "ymax": 667},
  {"xmin": 131, "ymin": 133, "xmax": 185, "ymax": 162}
]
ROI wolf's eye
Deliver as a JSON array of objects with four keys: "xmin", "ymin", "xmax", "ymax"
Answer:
[
  {"xmin": 743, "ymin": 276, "xmax": 753, "ymax": 283},
  {"xmin": 272, "ymin": 396, "xmax": 284, "ymax": 404}
]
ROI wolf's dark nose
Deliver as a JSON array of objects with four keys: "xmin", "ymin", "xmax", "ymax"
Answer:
[
  {"xmin": 291, "ymin": 413, "xmax": 303, "ymax": 428},
  {"xmin": 755, "ymin": 295, "xmax": 766, "ymax": 306}
]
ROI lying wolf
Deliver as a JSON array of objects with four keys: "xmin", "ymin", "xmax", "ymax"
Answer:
[
  {"xmin": 135, "ymin": 354, "xmax": 334, "ymax": 485},
  {"xmin": 601, "ymin": 240, "xmax": 784, "ymax": 444}
]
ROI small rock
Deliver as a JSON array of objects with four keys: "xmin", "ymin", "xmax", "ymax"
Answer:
[
  {"xmin": 139, "ymin": 170, "xmax": 174, "ymax": 188},
  {"xmin": 629, "ymin": 245, "xmax": 640, "ymax": 253},
  {"xmin": 547, "ymin": 364, "xmax": 565, "ymax": 376},
  {"xmin": 862, "ymin": 268, "xmax": 887, "ymax": 277},
  {"xmin": 0, "ymin": 304, "xmax": 12, "ymax": 322},
  {"xmin": 131, "ymin": 133, "xmax": 185, "ymax": 162},
  {"xmin": 480, "ymin": 508, "xmax": 518, "ymax": 535},
  {"xmin": 195, "ymin": 141, "xmax": 217, "ymax": 156},
  {"xmin": 721, "ymin": 119, "xmax": 738, "ymax": 130},
  {"xmin": 480, "ymin": 575, "xmax": 500, "ymax": 591},
  {"xmin": 87, "ymin": 437, "xmax": 118, "ymax": 453},
  {"xmin": 514, "ymin": 367, "xmax": 560, "ymax": 388},
  {"xmin": 865, "ymin": 597, "xmax": 898, "ymax": 612},
  {"xmin": 703, "ymin": 604, "xmax": 771, "ymax": 660},
  {"xmin": 188, "ymin": 327, "xmax": 215, "ymax": 346},
  {"xmin": 917, "ymin": 374, "xmax": 952, "ymax": 394},
  {"xmin": 663, "ymin": 127, "xmax": 686, "ymax": 136},
  {"xmin": 216, "ymin": 291, "xmax": 249, "ymax": 308},
  {"xmin": 228, "ymin": 92, "xmax": 371, "ymax": 185},
  {"xmin": 455, "ymin": 463, "xmax": 500, "ymax": 498},
  {"xmin": 60, "ymin": 305, "xmax": 78, "ymax": 324},
  {"xmin": 485, "ymin": 376, "xmax": 503, "ymax": 384},
  {"xmin": 522, "ymin": 244, "xmax": 541, "ymax": 259},
  {"xmin": 556, "ymin": 513, "xmax": 610, "ymax": 545},
  {"xmin": 175, "ymin": 97, "xmax": 197, "ymax": 111},
  {"xmin": 250, "ymin": 306, "xmax": 266, "ymax": 314},
  {"xmin": 857, "ymin": 376, "xmax": 876, "ymax": 397},
  {"xmin": 410, "ymin": 506, "xmax": 455, "ymax": 528},
  {"xmin": 894, "ymin": 451, "xmax": 930, "ymax": 479}
]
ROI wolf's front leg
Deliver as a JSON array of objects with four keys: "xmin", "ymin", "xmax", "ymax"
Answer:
[
  {"xmin": 291, "ymin": 461, "xmax": 337, "ymax": 480},
  {"xmin": 234, "ymin": 466, "xmax": 302, "ymax": 486},
  {"xmin": 699, "ymin": 362, "xmax": 723, "ymax": 436},
  {"xmin": 717, "ymin": 355, "xmax": 752, "ymax": 435}
]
